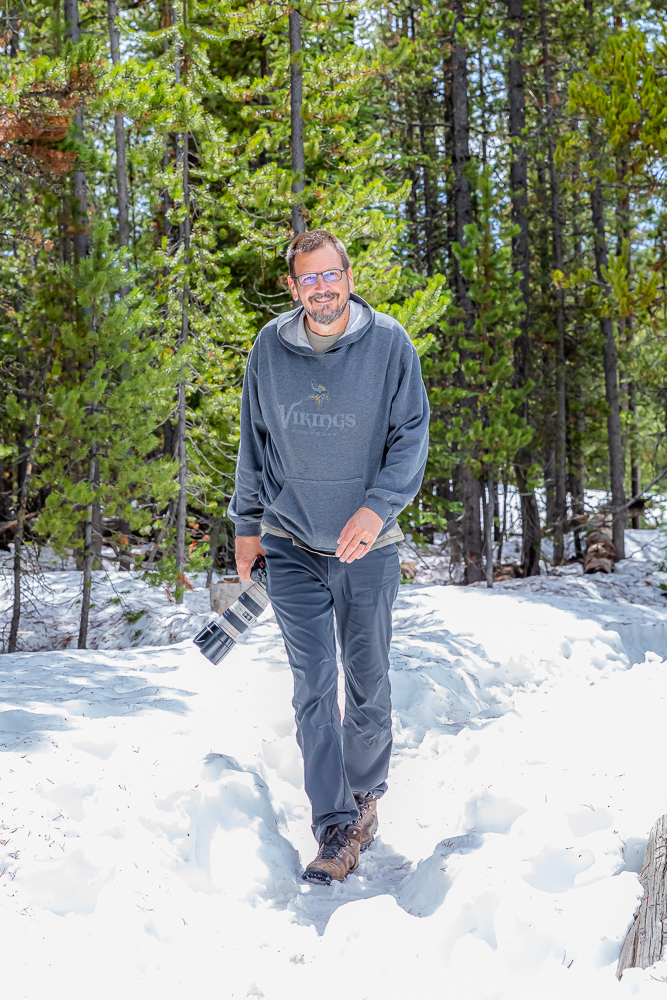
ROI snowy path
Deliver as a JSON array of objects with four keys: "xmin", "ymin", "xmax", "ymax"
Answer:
[{"xmin": 2, "ymin": 558, "xmax": 667, "ymax": 997}]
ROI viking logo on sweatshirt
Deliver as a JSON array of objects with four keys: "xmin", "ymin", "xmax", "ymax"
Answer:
[{"xmin": 307, "ymin": 382, "xmax": 329, "ymax": 407}]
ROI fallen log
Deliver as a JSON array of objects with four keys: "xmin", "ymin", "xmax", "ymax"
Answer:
[
  {"xmin": 493, "ymin": 562, "xmax": 523, "ymax": 581},
  {"xmin": 400, "ymin": 561, "xmax": 419, "ymax": 581},
  {"xmin": 0, "ymin": 510, "xmax": 38, "ymax": 534},
  {"xmin": 584, "ymin": 521, "xmax": 615, "ymax": 574},
  {"xmin": 617, "ymin": 814, "xmax": 667, "ymax": 978}
]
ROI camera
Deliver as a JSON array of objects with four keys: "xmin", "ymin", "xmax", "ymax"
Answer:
[{"xmin": 193, "ymin": 555, "xmax": 269, "ymax": 665}]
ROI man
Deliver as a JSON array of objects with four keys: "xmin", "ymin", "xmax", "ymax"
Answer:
[{"xmin": 229, "ymin": 229, "xmax": 429, "ymax": 885}]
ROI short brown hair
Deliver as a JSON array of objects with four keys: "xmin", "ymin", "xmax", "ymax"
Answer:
[{"xmin": 286, "ymin": 229, "xmax": 350, "ymax": 278}]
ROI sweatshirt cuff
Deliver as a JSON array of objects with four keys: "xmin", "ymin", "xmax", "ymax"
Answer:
[
  {"xmin": 362, "ymin": 496, "xmax": 394, "ymax": 525},
  {"xmin": 234, "ymin": 521, "xmax": 264, "ymax": 537}
]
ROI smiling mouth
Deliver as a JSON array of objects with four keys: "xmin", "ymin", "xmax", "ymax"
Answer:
[{"xmin": 310, "ymin": 293, "xmax": 337, "ymax": 303}]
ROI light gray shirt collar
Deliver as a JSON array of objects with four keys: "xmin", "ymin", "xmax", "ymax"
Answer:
[{"xmin": 278, "ymin": 298, "xmax": 367, "ymax": 350}]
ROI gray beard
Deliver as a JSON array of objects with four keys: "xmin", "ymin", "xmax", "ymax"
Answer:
[
  {"xmin": 306, "ymin": 299, "xmax": 347, "ymax": 325},
  {"xmin": 300, "ymin": 287, "xmax": 349, "ymax": 326}
]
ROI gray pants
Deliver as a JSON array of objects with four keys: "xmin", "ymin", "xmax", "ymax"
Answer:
[{"xmin": 262, "ymin": 533, "xmax": 400, "ymax": 841}]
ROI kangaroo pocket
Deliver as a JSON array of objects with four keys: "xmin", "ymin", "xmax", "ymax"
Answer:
[{"xmin": 269, "ymin": 477, "xmax": 367, "ymax": 552}]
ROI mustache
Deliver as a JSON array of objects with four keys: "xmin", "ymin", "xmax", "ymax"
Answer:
[{"xmin": 302, "ymin": 288, "xmax": 348, "ymax": 326}]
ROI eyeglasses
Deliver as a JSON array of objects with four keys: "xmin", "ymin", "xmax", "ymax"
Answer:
[{"xmin": 295, "ymin": 268, "xmax": 345, "ymax": 287}]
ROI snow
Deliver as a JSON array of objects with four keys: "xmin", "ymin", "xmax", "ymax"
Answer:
[{"xmin": 2, "ymin": 531, "xmax": 667, "ymax": 998}]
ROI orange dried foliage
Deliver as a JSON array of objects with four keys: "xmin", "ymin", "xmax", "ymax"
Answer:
[
  {"xmin": 0, "ymin": 69, "xmax": 97, "ymax": 176},
  {"xmin": 0, "ymin": 110, "xmax": 71, "ymax": 144},
  {"xmin": 23, "ymin": 145, "xmax": 77, "ymax": 174}
]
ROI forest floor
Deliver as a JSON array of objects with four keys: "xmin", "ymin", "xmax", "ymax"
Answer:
[{"xmin": 1, "ymin": 530, "xmax": 667, "ymax": 998}]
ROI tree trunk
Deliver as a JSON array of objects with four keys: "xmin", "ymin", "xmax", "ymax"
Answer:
[
  {"xmin": 629, "ymin": 383, "xmax": 641, "ymax": 528},
  {"xmin": 8, "ymin": 339, "xmax": 55, "ymax": 653},
  {"xmin": 497, "ymin": 478, "xmax": 508, "ymax": 565},
  {"xmin": 583, "ymin": 0, "xmax": 625, "ymax": 560},
  {"xmin": 461, "ymin": 469, "xmax": 483, "ymax": 583},
  {"xmin": 406, "ymin": 122, "xmax": 418, "ymax": 254},
  {"xmin": 107, "ymin": 0, "xmax": 132, "ymax": 567},
  {"xmin": 66, "ymin": 0, "xmax": 100, "ymax": 601},
  {"xmin": 8, "ymin": 8, "xmax": 19, "ymax": 57},
  {"xmin": 540, "ymin": 0, "xmax": 566, "ymax": 565},
  {"xmin": 617, "ymin": 814, "xmax": 667, "ymax": 978},
  {"xmin": 174, "ymin": 9, "xmax": 190, "ymax": 601},
  {"xmin": 507, "ymin": 0, "xmax": 541, "ymax": 576},
  {"xmin": 484, "ymin": 477, "xmax": 494, "ymax": 588},
  {"xmin": 64, "ymin": 0, "xmax": 79, "ymax": 41},
  {"xmin": 206, "ymin": 517, "xmax": 221, "ymax": 589},
  {"xmin": 78, "ymin": 442, "xmax": 97, "ymax": 649},
  {"xmin": 107, "ymin": 1, "xmax": 131, "ymax": 260},
  {"xmin": 64, "ymin": 0, "xmax": 89, "ymax": 261},
  {"xmin": 616, "ymin": 156, "xmax": 640, "ymax": 531},
  {"xmin": 289, "ymin": 10, "xmax": 306, "ymax": 235},
  {"xmin": 450, "ymin": 2, "xmax": 482, "ymax": 584},
  {"xmin": 161, "ymin": 3, "xmax": 173, "ymax": 242},
  {"xmin": 589, "ymin": 175, "xmax": 626, "ymax": 560},
  {"xmin": 418, "ymin": 92, "xmax": 435, "ymax": 278}
]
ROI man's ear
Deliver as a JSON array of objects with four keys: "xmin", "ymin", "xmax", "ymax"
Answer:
[
  {"xmin": 287, "ymin": 275, "xmax": 300, "ymax": 302},
  {"xmin": 346, "ymin": 268, "xmax": 354, "ymax": 294}
]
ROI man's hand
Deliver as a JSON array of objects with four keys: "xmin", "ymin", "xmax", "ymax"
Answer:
[
  {"xmin": 235, "ymin": 536, "xmax": 265, "ymax": 581},
  {"xmin": 336, "ymin": 507, "xmax": 384, "ymax": 564}
]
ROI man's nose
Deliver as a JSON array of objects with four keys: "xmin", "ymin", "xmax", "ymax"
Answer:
[{"xmin": 313, "ymin": 274, "xmax": 330, "ymax": 291}]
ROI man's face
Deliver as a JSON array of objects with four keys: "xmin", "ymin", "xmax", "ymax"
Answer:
[{"xmin": 287, "ymin": 245, "xmax": 354, "ymax": 326}]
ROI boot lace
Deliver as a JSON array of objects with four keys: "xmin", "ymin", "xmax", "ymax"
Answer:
[
  {"xmin": 355, "ymin": 793, "xmax": 373, "ymax": 816},
  {"xmin": 316, "ymin": 825, "xmax": 350, "ymax": 861}
]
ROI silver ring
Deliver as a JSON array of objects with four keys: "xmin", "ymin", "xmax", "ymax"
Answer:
[{"xmin": 359, "ymin": 540, "xmax": 368, "ymax": 546}]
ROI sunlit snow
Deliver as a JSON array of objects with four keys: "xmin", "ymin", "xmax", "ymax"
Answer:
[{"xmin": 2, "ymin": 530, "xmax": 667, "ymax": 998}]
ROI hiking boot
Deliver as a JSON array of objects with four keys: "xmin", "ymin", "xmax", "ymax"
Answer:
[
  {"xmin": 302, "ymin": 823, "xmax": 362, "ymax": 885},
  {"xmin": 354, "ymin": 793, "xmax": 378, "ymax": 851}
]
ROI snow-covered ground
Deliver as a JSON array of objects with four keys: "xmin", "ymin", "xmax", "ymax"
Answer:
[{"xmin": 2, "ymin": 531, "xmax": 667, "ymax": 998}]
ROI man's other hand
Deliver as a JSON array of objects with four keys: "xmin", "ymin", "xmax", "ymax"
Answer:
[
  {"xmin": 336, "ymin": 507, "xmax": 384, "ymax": 563},
  {"xmin": 235, "ymin": 536, "xmax": 265, "ymax": 581}
]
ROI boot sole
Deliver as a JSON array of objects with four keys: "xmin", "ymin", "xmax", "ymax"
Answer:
[
  {"xmin": 302, "ymin": 859, "xmax": 360, "ymax": 885},
  {"xmin": 302, "ymin": 867, "xmax": 335, "ymax": 885}
]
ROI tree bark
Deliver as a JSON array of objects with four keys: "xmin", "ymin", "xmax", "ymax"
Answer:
[
  {"xmin": 616, "ymin": 156, "xmax": 640, "ymax": 530},
  {"xmin": 174, "ymin": 7, "xmax": 190, "ymax": 601},
  {"xmin": 567, "ymin": 385, "xmax": 585, "ymax": 558},
  {"xmin": 507, "ymin": 0, "xmax": 541, "ymax": 576},
  {"xmin": 64, "ymin": 0, "xmax": 89, "ymax": 262},
  {"xmin": 107, "ymin": 0, "xmax": 132, "ymax": 567},
  {"xmin": 582, "ymin": 0, "xmax": 625, "ymax": 559},
  {"xmin": 8, "ymin": 8, "xmax": 19, "ymax": 57},
  {"xmin": 8, "ymin": 338, "xmax": 55, "ymax": 653},
  {"xmin": 629, "ymin": 383, "xmax": 641, "ymax": 528},
  {"xmin": 206, "ymin": 517, "xmax": 221, "ymax": 589},
  {"xmin": 461, "ymin": 466, "xmax": 483, "ymax": 583},
  {"xmin": 450, "ymin": 2, "xmax": 482, "ymax": 584},
  {"xmin": 107, "ymin": 1, "xmax": 131, "ymax": 259},
  {"xmin": 540, "ymin": 0, "xmax": 566, "ymax": 565},
  {"xmin": 418, "ymin": 91, "xmax": 435, "ymax": 278},
  {"xmin": 78, "ymin": 441, "xmax": 97, "ymax": 648},
  {"xmin": 484, "ymin": 477, "xmax": 494, "ymax": 588},
  {"xmin": 590, "ymin": 174, "xmax": 626, "ymax": 560},
  {"xmin": 289, "ymin": 10, "xmax": 306, "ymax": 235}
]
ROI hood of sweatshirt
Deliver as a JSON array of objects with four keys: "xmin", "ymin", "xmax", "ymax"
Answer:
[{"xmin": 275, "ymin": 293, "xmax": 373, "ymax": 355}]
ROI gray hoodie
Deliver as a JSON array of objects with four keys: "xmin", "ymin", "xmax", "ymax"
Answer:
[{"xmin": 228, "ymin": 293, "xmax": 429, "ymax": 555}]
